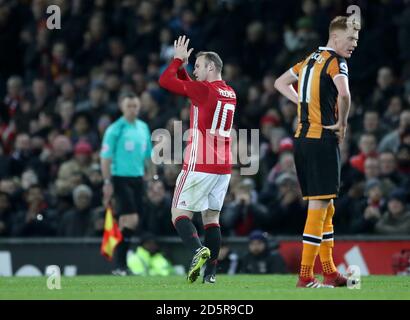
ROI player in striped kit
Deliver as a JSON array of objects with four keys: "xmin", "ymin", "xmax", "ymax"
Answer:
[{"xmin": 274, "ymin": 16, "xmax": 360, "ymax": 288}]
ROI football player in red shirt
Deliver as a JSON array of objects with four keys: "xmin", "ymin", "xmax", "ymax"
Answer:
[{"xmin": 159, "ymin": 35, "xmax": 237, "ymax": 284}]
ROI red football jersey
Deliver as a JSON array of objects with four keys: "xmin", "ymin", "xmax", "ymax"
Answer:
[{"xmin": 159, "ymin": 58, "xmax": 237, "ymax": 174}]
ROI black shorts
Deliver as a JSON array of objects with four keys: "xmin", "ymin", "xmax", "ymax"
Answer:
[
  {"xmin": 293, "ymin": 137, "xmax": 340, "ymax": 200},
  {"xmin": 112, "ymin": 176, "xmax": 144, "ymax": 215}
]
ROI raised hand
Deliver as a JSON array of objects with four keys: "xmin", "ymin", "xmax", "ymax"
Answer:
[{"xmin": 174, "ymin": 35, "xmax": 194, "ymax": 66}]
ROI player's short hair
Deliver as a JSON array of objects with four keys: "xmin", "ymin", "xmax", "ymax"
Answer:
[
  {"xmin": 329, "ymin": 16, "xmax": 361, "ymax": 33},
  {"xmin": 119, "ymin": 91, "xmax": 139, "ymax": 105},
  {"xmin": 196, "ymin": 51, "xmax": 223, "ymax": 73}
]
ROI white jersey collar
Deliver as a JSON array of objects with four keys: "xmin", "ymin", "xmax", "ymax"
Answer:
[{"xmin": 319, "ymin": 46, "xmax": 335, "ymax": 51}]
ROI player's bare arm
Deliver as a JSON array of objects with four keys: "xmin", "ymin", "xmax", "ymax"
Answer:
[
  {"xmin": 323, "ymin": 75, "xmax": 351, "ymax": 143},
  {"xmin": 274, "ymin": 70, "xmax": 298, "ymax": 105},
  {"xmin": 101, "ymin": 158, "xmax": 113, "ymax": 208}
]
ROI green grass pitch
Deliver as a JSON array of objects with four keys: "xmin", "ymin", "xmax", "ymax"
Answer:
[{"xmin": 1, "ymin": 275, "xmax": 409, "ymax": 300}]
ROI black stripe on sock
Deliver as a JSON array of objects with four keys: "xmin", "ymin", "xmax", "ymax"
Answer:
[
  {"xmin": 303, "ymin": 235, "xmax": 322, "ymax": 244},
  {"xmin": 322, "ymin": 233, "xmax": 334, "ymax": 240}
]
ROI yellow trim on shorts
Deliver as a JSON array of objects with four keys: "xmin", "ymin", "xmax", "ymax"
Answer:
[{"xmin": 303, "ymin": 194, "xmax": 336, "ymax": 200}]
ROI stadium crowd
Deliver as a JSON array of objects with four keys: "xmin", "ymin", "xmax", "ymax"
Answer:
[{"xmin": 0, "ymin": 0, "xmax": 410, "ymax": 239}]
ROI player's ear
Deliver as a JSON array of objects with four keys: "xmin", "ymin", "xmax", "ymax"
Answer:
[{"xmin": 208, "ymin": 61, "xmax": 215, "ymax": 72}]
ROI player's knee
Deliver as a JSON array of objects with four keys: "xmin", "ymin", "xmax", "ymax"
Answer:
[
  {"xmin": 202, "ymin": 210, "xmax": 220, "ymax": 225},
  {"xmin": 309, "ymin": 199, "xmax": 330, "ymax": 210},
  {"xmin": 171, "ymin": 207, "xmax": 193, "ymax": 224}
]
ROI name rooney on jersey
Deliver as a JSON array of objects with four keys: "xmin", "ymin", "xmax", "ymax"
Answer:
[{"xmin": 218, "ymin": 88, "xmax": 236, "ymax": 99}]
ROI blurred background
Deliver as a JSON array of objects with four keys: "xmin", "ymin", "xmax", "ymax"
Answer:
[{"xmin": 0, "ymin": 0, "xmax": 409, "ymax": 276}]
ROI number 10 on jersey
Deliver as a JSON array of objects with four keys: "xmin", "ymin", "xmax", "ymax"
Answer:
[{"xmin": 210, "ymin": 101, "xmax": 235, "ymax": 137}]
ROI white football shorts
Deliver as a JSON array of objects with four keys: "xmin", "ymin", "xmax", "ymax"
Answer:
[{"xmin": 172, "ymin": 170, "xmax": 231, "ymax": 212}]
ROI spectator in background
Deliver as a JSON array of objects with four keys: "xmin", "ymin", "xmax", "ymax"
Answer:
[
  {"xmin": 140, "ymin": 89, "xmax": 173, "ymax": 130},
  {"xmin": 221, "ymin": 181, "xmax": 271, "ymax": 236},
  {"xmin": 50, "ymin": 42, "xmax": 74, "ymax": 84},
  {"xmin": 56, "ymin": 80, "xmax": 77, "ymax": 106},
  {"xmin": 0, "ymin": 144, "xmax": 11, "ymax": 179},
  {"xmin": 57, "ymin": 140, "xmax": 94, "ymax": 185},
  {"xmin": 76, "ymin": 83, "xmax": 116, "ymax": 118},
  {"xmin": 47, "ymin": 134, "xmax": 73, "ymax": 181},
  {"xmin": 338, "ymin": 140, "xmax": 361, "ymax": 194},
  {"xmin": 29, "ymin": 78, "xmax": 53, "ymax": 113},
  {"xmin": 239, "ymin": 230, "xmax": 288, "ymax": 274},
  {"xmin": 56, "ymin": 100, "xmax": 75, "ymax": 133},
  {"xmin": 20, "ymin": 169, "xmax": 39, "ymax": 191},
  {"xmin": 401, "ymin": 127, "xmax": 410, "ymax": 146},
  {"xmin": 350, "ymin": 178, "xmax": 385, "ymax": 234},
  {"xmin": 242, "ymin": 21, "xmax": 268, "ymax": 79},
  {"xmin": 15, "ymin": 107, "xmax": 31, "ymax": 138},
  {"xmin": 58, "ymin": 184, "xmax": 98, "ymax": 237},
  {"xmin": 379, "ymin": 151, "xmax": 405, "ymax": 191},
  {"xmin": 350, "ymin": 133, "xmax": 378, "ymax": 174},
  {"xmin": 4, "ymin": 75, "xmax": 24, "ymax": 118},
  {"xmin": 259, "ymin": 128, "xmax": 287, "ymax": 176},
  {"xmin": 371, "ymin": 67, "xmax": 402, "ymax": 114},
  {"xmin": 284, "ymin": 16, "xmax": 320, "ymax": 63},
  {"xmin": 0, "ymin": 192, "xmax": 13, "ymax": 236},
  {"xmin": 9, "ymin": 133, "xmax": 32, "ymax": 177},
  {"xmin": 364, "ymin": 157, "xmax": 380, "ymax": 181},
  {"xmin": 396, "ymin": 1, "xmax": 410, "ymax": 62},
  {"xmin": 162, "ymin": 163, "xmax": 180, "ymax": 194},
  {"xmin": 97, "ymin": 113, "xmax": 113, "ymax": 142},
  {"xmin": 270, "ymin": 172, "xmax": 306, "ymax": 235},
  {"xmin": 240, "ymin": 85, "xmax": 265, "ymax": 129},
  {"xmin": 222, "ymin": 62, "xmax": 250, "ymax": 107},
  {"xmin": 334, "ymin": 176, "xmax": 365, "ymax": 234},
  {"xmin": 397, "ymin": 144, "xmax": 410, "ymax": 175},
  {"xmin": 379, "ymin": 110, "xmax": 410, "ymax": 153},
  {"xmin": 0, "ymin": 109, "xmax": 16, "ymax": 155},
  {"xmin": 375, "ymin": 188, "xmax": 410, "ymax": 235},
  {"xmin": 70, "ymin": 111, "xmax": 99, "ymax": 149},
  {"xmin": 141, "ymin": 179, "xmax": 173, "ymax": 236},
  {"xmin": 217, "ymin": 241, "xmax": 240, "ymax": 275},
  {"xmin": 11, "ymin": 184, "xmax": 57, "ymax": 237},
  {"xmin": 279, "ymin": 100, "xmax": 298, "ymax": 136},
  {"xmin": 121, "ymin": 54, "xmax": 139, "ymax": 81},
  {"xmin": 87, "ymin": 163, "xmax": 104, "ymax": 209},
  {"xmin": 267, "ymin": 146, "xmax": 296, "ymax": 185},
  {"xmin": 361, "ymin": 110, "xmax": 386, "ymax": 141},
  {"xmin": 260, "ymin": 73, "xmax": 279, "ymax": 109},
  {"xmin": 382, "ymin": 96, "xmax": 403, "ymax": 130},
  {"xmin": 0, "ymin": 177, "xmax": 21, "ymax": 207}
]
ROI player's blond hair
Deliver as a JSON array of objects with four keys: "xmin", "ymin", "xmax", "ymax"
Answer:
[
  {"xmin": 196, "ymin": 51, "xmax": 223, "ymax": 73},
  {"xmin": 329, "ymin": 16, "xmax": 361, "ymax": 33}
]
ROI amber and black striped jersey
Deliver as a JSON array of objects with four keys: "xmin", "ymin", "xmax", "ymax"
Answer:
[{"xmin": 290, "ymin": 46, "xmax": 349, "ymax": 139}]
